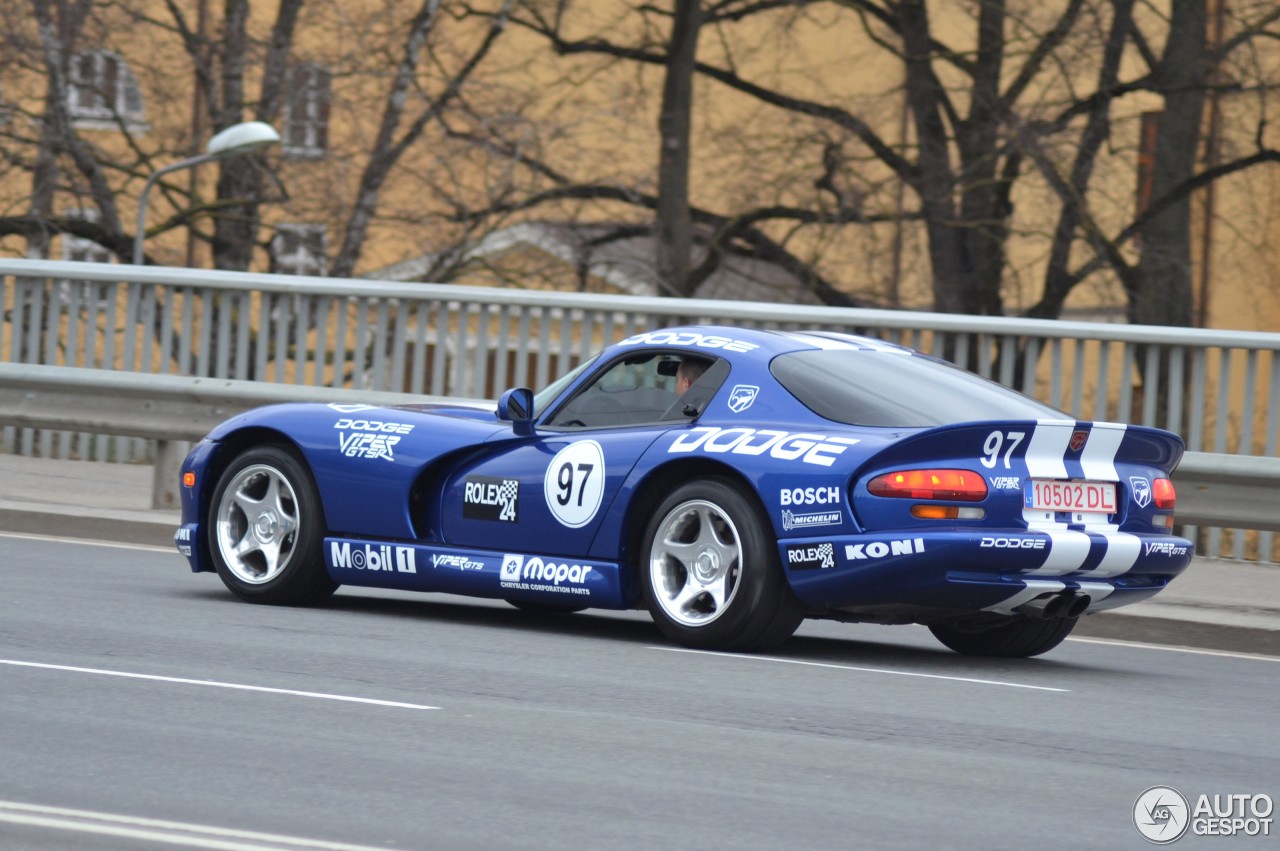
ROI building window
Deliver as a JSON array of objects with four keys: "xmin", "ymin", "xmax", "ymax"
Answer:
[
  {"xmin": 60, "ymin": 208, "xmax": 112, "ymax": 264},
  {"xmin": 282, "ymin": 63, "xmax": 330, "ymax": 157},
  {"xmin": 67, "ymin": 50, "xmax": 145, "ymax": 127},
  {"xmin": 59, "ymin": 208, "xmax": 114, "ymax": 307},
  {"xmin": 273, "ymin": 224, "xmax": 327, "ymax": 276}
]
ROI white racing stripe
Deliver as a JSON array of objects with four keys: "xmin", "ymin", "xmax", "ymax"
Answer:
[
  {"xmin": 0, "ymin": 800, "xmax": 398, "ymax": 850},
  {"xmin": 1022, "ymin": 528, "xmax": 1092, "ymax": 576},
  {"xmin": 1078, "ymin": 532, "xmax": 1141, "ymax": 578},
  {"xmin": 982, "ymin": 579, "xmax": 1066, "ymax": 615},
  {"xmin": 0, "ymin": 659, "xmax": 437, "ymax": 710},
  {"xmin": 1072, "ymin": 581, "xmax": 1117, "ymax": 606},
  {"xmin": 1023, "ymin": 419, "xmax": 1075, "ymax": 479},
  {"xmin": 1079, "ymin": 422, "xmax": 1126, "ymax": 480}
]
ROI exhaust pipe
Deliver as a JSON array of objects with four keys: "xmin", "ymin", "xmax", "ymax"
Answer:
[
  {"xmin": 1065, "ymin": 592, "xmax": 1092, "ymax": 618},
  {"xmin": 1016, "ymin": 593, "xmax": 1069, "ymax": 620}
]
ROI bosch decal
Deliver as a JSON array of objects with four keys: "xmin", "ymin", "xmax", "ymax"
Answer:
[
  {"xmin": 727, "ymin": 385, "xmax": 759, "ymax": 413},
  {"xmin": 787, "ymin": 543, "xmax": 835, "ymax": 571},
  {"xmin": 781, "ymin": 510, "xmax": 842, "ymax": 532},
  {"xmin": 669, "ymin": 427, "xmax": 859, "ymax": 467},
  {"xmin": 463, "ymin": 475, "xmax": 519, "ymax": 522},
  {"xmin": 330, "ymin": 542, "xmax": 417, "ymax": 573},
  {"xmin": 845, "ymin": 538, "xmax": 925, "ymax": 560},
  {"xmin": 780, "ymin": 486, "xmax": 840, "ymax": 506}
]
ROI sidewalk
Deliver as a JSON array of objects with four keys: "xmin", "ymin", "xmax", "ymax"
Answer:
[{"xmin": 0, "ymin": 453, "xmax": 1277, "ymax": 655}]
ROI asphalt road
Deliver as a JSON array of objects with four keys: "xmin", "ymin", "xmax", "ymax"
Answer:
[{"xmin": 1, "ymin": 532, "xmax": 1276, "ymax": 850}]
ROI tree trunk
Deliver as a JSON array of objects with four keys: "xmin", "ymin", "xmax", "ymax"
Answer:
[
  {"xmin": 1132, "ymin": 0, "xmax": 1206, "ymax": 328},
  {"xmin": 655, "ymin": 0, "xmax": 701, "ymax": 297}
]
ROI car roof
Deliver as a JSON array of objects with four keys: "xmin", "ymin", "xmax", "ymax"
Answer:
[{"xmin": 604, "ymin": 325, "xmax": 915, "ymax": 360}]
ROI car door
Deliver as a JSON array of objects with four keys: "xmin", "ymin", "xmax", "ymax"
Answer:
[{"xmin": 438, "ymin": 349, "xmax": 730, "ymax": 559}]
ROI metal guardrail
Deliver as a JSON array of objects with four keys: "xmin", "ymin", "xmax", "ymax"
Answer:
[
  {"xmin": 0, "ymin": 362, "xmax": 471, "ymax": 508},
  {"xmin": 3, "ymin": 258, "xmax": 1279, "ymax": 559},
  {"xmin": 1, "ymin": 363, "xmax": 1275, "ymax": 540}
]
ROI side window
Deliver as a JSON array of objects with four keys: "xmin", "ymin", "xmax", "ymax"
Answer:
[
  {"xmin": 272, "ymin": 224, "xmax": 327, "ymax": 276},
  {"xmin": 67, "ymin": 51, "xmax": 145, "ymax": 127},
  {"xmin": 282, "ymin": 63, "xmax": 331, "ymax": 158},
  {"xmin": 545, "ymin": 352, "xmax": 727, "ymax": 429}
]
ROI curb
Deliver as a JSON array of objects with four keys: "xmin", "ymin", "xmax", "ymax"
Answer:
[
  {"xmin": 1073, "ymin": 612, "xmax": 1280, "ymax": 656},
  {"xmin": 0, "ymin": 507, "xmax": 178, "ymax": 550}
]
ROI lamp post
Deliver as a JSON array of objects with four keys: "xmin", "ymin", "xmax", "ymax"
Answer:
[{"xmin": 132, "ymin": 120, "xmax": 280, "ymax": 266}]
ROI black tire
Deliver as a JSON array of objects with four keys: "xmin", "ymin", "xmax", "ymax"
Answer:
[
  {"xmin": 505, "ymin": 599, "xmax": 589, "ymax": 615},
  {"xmin": 207, "ymin": 445, "xmax": 336, "ymax": 605},
  {"xmin": 641, "ymin": 478, "xmax": 804, "ymax": 651},
  {"xmin": 929, "ymin": 616, "xmax": 1078, "ymax": 658}
]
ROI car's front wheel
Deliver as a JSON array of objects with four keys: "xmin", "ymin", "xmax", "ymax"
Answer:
[
  {"xmin": 641, "ymin": 479, "xmax": 804, "ymax": 651},
  {"xmin": 928, "ymin": 616, "xmax": 1077, "ymax": 658},
  {"xmin": 208, "ymin": 445, "xmax": 336, "ymax": 605}
]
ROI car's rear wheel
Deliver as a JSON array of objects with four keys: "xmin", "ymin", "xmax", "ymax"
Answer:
[
  {"xmin": 641, "ymin": 479, "xmax": 804, "ymax": 651},
  {"xmin": 208, "ymin": 445, "xmax": 336, "ymax": 605},
  {"xmin": 929, "ymin": 616, "xmax": 1077, "ymax": 658}
]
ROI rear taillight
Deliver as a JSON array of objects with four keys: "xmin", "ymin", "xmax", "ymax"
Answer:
[
  {"xmin": 1153, "ymin": 478, "xmax": 1176, "ymax": 510},
  {"xmin": 868, "ymin": 469, "xmax": 988, "ymax": 502}
]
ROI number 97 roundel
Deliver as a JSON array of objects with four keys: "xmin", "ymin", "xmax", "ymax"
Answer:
[{"xmin": 175, "ymin": 324, "xmax": 1193, "ymax": 657}]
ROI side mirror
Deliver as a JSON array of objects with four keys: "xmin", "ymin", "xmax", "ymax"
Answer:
[{"xmin": 497, "ymin": 387, "xmax": 536, "ymax": 436}]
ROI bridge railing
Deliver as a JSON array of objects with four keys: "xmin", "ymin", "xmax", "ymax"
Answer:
[{"xmin": 3, "ymin": 258, "xmax": 1279, "ymax": 560}]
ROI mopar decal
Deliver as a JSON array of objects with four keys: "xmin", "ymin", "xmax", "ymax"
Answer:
[
  {"xmin": 464, "ymin": 475, "xmax": 519, "ymax": 522},
  {"xmin": 844, "ymin": 538, "xmax": 924, "ymax": 560},
  {"xmin": 669, "ymin": 427, "xmax": 859, "ymax": 467},
  {"xmin": 330, "ymin": 542, "xmax": 417, "ymax": 573},
  {"xmin": 544, "ymin": 440, "xmax": 605, "ymax": 528},
  {"xmin": 500, "ymin": 554, "xmax": 594, "ymax": 595},
  {"xmin": 787, "ymin": 543, "xmax": 835, "ymax": 571}
]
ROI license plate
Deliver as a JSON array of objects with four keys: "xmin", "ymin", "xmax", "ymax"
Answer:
[{"xmin": 1026, "ymin": 480, "xmax": 1116, "ymax": 513}]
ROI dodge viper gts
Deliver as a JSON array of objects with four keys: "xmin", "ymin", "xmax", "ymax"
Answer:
[{"xmin": 174, "ymin": 325, "xmax": 1193, "ymax": 656}]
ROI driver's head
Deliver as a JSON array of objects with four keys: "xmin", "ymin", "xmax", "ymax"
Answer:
[{"xmin": 676, "ymin": 357, "xmax": 710, "ymax": 395}]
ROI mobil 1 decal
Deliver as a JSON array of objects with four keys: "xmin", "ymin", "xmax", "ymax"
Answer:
[{"xmin": 544, "ymin": 439, "xmax": 606, "ymax": 528}]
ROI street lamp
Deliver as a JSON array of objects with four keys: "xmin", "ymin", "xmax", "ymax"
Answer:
[{"xmin": 132, "ymin": 120, "xmax": 280, "ymax": 266}]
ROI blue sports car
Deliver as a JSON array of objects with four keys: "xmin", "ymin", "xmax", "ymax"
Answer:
[{"xmin": 175, "ymin": 326, "xmax": 1193, "ymax": 656}]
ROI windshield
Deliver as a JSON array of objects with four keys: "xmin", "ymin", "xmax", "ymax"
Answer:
[
  {"xmin": 771, "ymin": 350, "xmax": 1065, "ymax": 427},
  {"xmin": 533, "ymin": 354, "xmax": 600, "ymax": 416}
]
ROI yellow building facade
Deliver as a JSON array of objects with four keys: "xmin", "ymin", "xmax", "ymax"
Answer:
[{"xmin": 0, "ymin": 1, "xmax": 1276, "ymax": 332}]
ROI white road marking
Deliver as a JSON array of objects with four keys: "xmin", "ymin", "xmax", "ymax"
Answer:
[
  {"xmin": 651, "ymin": 647, "xmax": 1069, "ymax": 692},
  {"xmin": 1067, "ymin": 636, "xmax": 1280, "ymax": 662},
  {"xmin": 0, "ymin": 800, "xmax": 398, "ymax": 850},
  {"xmin": 0, "ymin": 659, "xmax": 437, "ymax": 710},
  {"xmin": 0, "ymin": 530, "xmax": 172, "ymax": 553}
]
